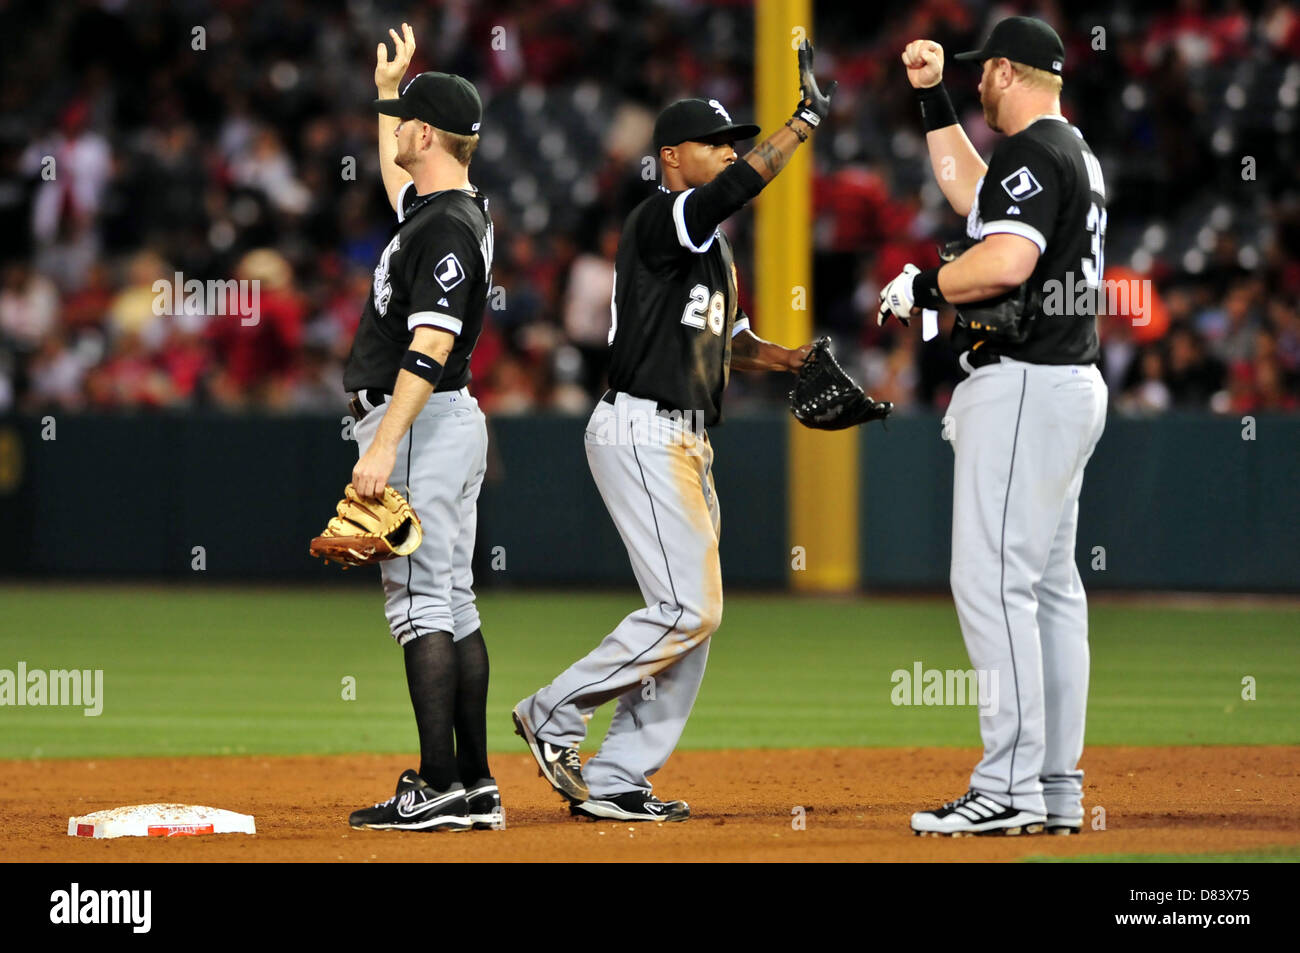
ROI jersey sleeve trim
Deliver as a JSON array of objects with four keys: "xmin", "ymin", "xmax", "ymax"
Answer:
[
  {"xmin": 395, "ymin": 180, "xmax": 415, "ymax": 223},
  {"xmin": 731, "ymin": 316, "xmax": 750, "ymax": 338},
  {"xmin": 672, "ymin": 189, "xmax": 717, "ymax": 253},
  {"xmin": 979, "ymin": 219, "xmax": 1047, "ymax": 253},
  {"xmin": 407, "ymin": 310, "xmax": 463, "ymax": 335}
]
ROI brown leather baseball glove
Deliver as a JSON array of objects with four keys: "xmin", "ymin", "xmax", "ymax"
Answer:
[{"xmin": 309, "ymin": 484, "xmax": 423, "ymax": 568}]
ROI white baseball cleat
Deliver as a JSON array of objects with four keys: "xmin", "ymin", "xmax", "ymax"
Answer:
[{"xmin": 911, "ymin": 789, "xmax": 1046, "ymax": 837}]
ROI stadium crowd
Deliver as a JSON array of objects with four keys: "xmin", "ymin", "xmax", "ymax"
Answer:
[{"xmin": 1, "ymin": 0, "xmax": 1297, "ymax": 416}]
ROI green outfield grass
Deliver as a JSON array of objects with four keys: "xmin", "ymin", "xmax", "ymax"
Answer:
[
  {"xmin": 1027, "ymin": 846, "xmax": 1300, "ymax": 862},
  {"xmin": 0, "ymin": 586, "xmax": 1297, "ymax": 759}
]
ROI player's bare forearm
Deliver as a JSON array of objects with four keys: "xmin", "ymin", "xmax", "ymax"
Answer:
[
  {"xmin": 938, "ymin": 234, "xmax": 1040, "ymax": 303},
  {"xmin": 743, "ymin": 121, "xmax": 811, "ymax": 183},
  {"xmin": 378, "ymin": 112, "xmax": 410, "ymax": 211},
  {"xmin": 927, "ymin": 125, "xmax": 986, "ymax": 217},
  {"xmin": 730, "ymin": 329, "xmax": 811, "ymax": 372},
  {"xmin": 372, "ymin": 327, "xmax": 454, "ymax": 451},
  {"xmin": 371, "ymin": 371, "xmax": 433, "ymax": 452},
  {"xmin": 902, "ymin": 39, "xmax": 985, "ymax": 216},
  {"xmin": 353, "ymin": 327, "xmax": 454, "ymax": 497},
  {"xmin": 376, "ymin": 23, "xmax": 416, "ymax": 211}
]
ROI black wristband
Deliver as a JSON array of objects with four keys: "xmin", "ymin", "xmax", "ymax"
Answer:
[
  {"xmin": 915, "ymin": 82, "xmax": 958, "ymax": 132},
  {"xmin": 912, "ymin": 266, "xmax": 947, "ymax": 309},
  {"xmin": 785, "ymin": 118, "xmax": 809, "ymax": 143},
  {"xmin": 400, "ymin": 349, "xmax": 445, "ymax": 387}
]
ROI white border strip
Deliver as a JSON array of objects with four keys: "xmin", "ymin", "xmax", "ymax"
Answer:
[
  {"xmin": 980, "ymin": 220, "xmax": 1047, "ymax": 253},
  {"xmin": 396, "ymin": 180, "xmax": 415, "ymax": 222},
  {"xmin": 672, "ymin": 190, "xmax": 717, "ymax": 253},
  {"xmin": 408, "ymin": 311, "xmax": 463, "ymax": 335}
]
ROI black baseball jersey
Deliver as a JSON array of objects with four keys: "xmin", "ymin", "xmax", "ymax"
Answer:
[
  {"xmin": 606, "ymin": 160, "xmax": 767, "ymax": 426},
  {"xmin": 958, "ymin": 115, "xmax": 1106, "ymax": 365},
  {"xmin": 344, "ymin": 181, "xmax": 494, "ymax": 393}
]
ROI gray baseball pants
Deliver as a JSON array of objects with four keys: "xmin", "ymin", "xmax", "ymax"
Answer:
[
  {"xmin": 518, "ymin": 393, "xmax": 722, "ymax": 799},
  {"xmin": 353, "ymin": 387, "xmax": 488, "ymax": 645},
  {"xmin": 946, "ymin": 357, "xmax": 1107, "ymax": 822}
]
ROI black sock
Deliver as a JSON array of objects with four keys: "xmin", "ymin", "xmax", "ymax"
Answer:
[
  {"xmin": 403, "ymin": 631, "xmax": 457, "ymax": 791},
  {"xmin": 453, "ymin": 628, "xmax": 492, "ymax": 784}
]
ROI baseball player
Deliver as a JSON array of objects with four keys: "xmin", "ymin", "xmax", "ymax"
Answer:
[
  {"xmin": 344, "ymin": 25, "xmax": 501, "ymax": 833},
  {"xmin": 878, "ymin": 17, "xmax": 1109, "ymax": 836},
  {"xmin": 511, "ymin": 43, "xmax": 833, "ymax": 823}
]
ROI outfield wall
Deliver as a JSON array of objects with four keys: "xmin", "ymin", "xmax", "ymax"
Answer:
[{"xmin": 1, "ymin": 412, "xmax": 1296, "ymax": 592}]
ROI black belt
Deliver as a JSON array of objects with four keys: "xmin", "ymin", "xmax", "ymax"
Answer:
[
  {"xmin": 348, "ymin": 388, "xmax": 389, "ymax": 420},
  {"xmin": 600, "ymin": 390, "xmax": 705, "ymax": 434}
]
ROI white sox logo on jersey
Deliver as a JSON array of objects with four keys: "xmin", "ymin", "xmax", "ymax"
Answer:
[
  {"xmin": 435, "ymin": 253, "xmax": 465, "ymax": 292},
  {"xmin": 373, "ymin": 234, "xmax": 401, "ymax": 316},
  {"xmin": 1001, "ymin": 166, "xmax": 1043, "ymax": 201}
]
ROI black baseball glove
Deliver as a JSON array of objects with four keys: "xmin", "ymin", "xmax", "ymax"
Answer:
[
  {"xmin": 790, "ymin": 337, "xmax": 893, "ymax": 430},
  {"xmin": 793, "ymin": 40, "xmax": 837, "ymax": 128},
  {"xmin": 939, "ymin": 238, "xmax": 1039, "ymax": 346}
]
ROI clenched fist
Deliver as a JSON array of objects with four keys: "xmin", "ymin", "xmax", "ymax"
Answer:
[{"xmin": 902, "ymin": 39, "xmax": 944, "ymax": 89}]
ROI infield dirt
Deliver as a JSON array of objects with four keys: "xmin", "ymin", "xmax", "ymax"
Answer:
[{"xmin": 4, "ymin": 746, "xmax": 1297, "ymax": 862}]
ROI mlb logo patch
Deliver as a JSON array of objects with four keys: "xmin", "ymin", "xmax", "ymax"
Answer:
[
  {"xmin": 434, "ymin": 253, "xmax": 466, "ymax": 292},
  {"xmin": 1001, "ymin": 166, "xmax": 1043, "ymax": 201}
]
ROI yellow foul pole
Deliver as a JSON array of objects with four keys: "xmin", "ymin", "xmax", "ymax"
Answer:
[{"xmin": 754, "ymin": 0, "xmax": 860, "ymax": 592}]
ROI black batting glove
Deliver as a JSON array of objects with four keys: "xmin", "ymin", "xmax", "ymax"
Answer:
[{"xmin": 792, "ymin": 40, "xmax": 837, "ymax": 128}]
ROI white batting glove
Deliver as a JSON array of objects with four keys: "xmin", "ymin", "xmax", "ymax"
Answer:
[{"xmin": 877, "ymin": 264, "xmax": 920, "ymax": 327}]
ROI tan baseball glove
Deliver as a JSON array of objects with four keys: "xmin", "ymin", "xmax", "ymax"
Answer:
[{"xmin": 309, "ymin": 484, "xmax": 423, "ymax": 568}]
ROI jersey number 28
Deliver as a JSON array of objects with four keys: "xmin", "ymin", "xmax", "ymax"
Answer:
[{"xmin": 681, "ymin": 284, "xmax": 725, "ymax": 336}]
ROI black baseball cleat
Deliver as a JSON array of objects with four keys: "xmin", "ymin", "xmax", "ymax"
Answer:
[
  {"xmin": 348, "ymin": 769, "xmax": 471, "ymax": 832},
  {"xmin": 569, "ymin": 791, "xmax": 690, "ymax": 823},
  {"xmin": 465, "ymin": 778, "xmax": 506, "ymax": 830},
  {"xmin": 911, "ymin": 789, "xmax": 1045, "ymax": 837},
  {"xmin": 512, "ymin": 704, "xmax": 589, "ymax": 803}
]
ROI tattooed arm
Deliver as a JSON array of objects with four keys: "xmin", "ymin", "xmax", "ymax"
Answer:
[
  {"xmin": 669, "ymin": 40, "xmax": 834, "ymax": 250},
  {"xmin": 669, "ymin": 122, "xmax": 813, "ymax": 251},
  {"xmin": 743, "ymin": 120, "xmax": 814, "ymax": 183}
]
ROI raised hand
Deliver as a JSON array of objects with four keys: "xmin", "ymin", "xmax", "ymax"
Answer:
[
  {"xmin": 793, "ymin": 40, "xmax": 837, "ymax": 128},
  {"xmin": 376, "ymin": 22, "xmax": 416, "ymax": 96},
  {"xmin": 901, "ymin": 39, "xmax": 944, "ymax": 90}
]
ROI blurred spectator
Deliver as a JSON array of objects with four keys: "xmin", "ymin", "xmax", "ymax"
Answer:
[
  {"xmin": 107, "ymin": 251, "xmax": 170, "ymax": 345},
  {"xmin": 229, "ymin": 126, "xmax": 311, "ymax": 217},
  {"xmin": 85, "ymin": 332, "xmax": 173, "ymax": 408},
  {"xmin": 480, "ymin": 353, "xmax": 540, "ymax": 415},
  {"xmin": 562, "ymin": 224, "xmax": 618, "ymax": 395},
  {"xmin": 0, "ymin": 263, "xmax": 59, "ymax": 352},
  {"xmin": 207, "ymin": 249, "xmax": 304, "ymax": 409},
  {"xmin": 0, "ymin": 0, "xmax": 1294, "ymax": 419},
  {"xmin": 21, "ymin": 100, "xmax": 110, "ymax": 290},
  {"xmin": 23, "ymin": 330, "xmax": 87, "ymax": 411},
  {"xmin": 1120, "ymin": 347, "xmax": 1173, "ymax": 414},
  {"xmin": 1165, "ymin": 324, "xmax": 1226, "ymax": 408}
]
